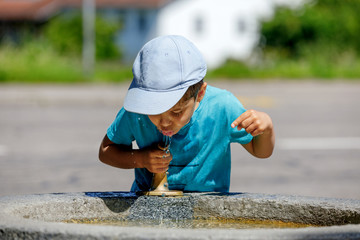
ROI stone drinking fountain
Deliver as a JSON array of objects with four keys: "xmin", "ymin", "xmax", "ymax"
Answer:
[
  {"xmin": 1, "ymin": 191, "xmax": 360, "ymax": 239},
  {"xmin": 1, "ymin": 138, "xmax": 360, "ymax": 239}
]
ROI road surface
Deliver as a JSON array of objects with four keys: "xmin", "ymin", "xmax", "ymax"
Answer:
[{"xmin": 0, "ymin": 80, "xmax": 359, "ymax": 199}]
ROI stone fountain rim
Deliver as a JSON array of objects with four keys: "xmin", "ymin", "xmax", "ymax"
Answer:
[{"xmin": 0, "ymin": 191, "xmax": 360, "ymax": 240}]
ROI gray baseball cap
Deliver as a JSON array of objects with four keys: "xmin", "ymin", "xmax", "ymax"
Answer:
[{"xmin": 124, "ymin": 35, "xmax": 207, "ymax": 115}]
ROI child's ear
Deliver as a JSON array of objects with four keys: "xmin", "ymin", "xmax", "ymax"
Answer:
[{"xmin": 196, "ymin": 82, "xmax": 207, "ymax": 102}]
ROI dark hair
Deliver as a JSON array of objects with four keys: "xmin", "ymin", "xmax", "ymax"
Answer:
[{"xmin": 181, "ymin": 79, "xmax": 204, "ymax": 102}]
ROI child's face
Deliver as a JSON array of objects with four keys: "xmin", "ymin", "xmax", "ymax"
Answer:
[
  {"xmin": 148, "ymin": 82, "xmax": 207, "ymax": 137},
  {"xmin": 148, "ymin": 97, "xmax": 198, "ymax": 137}
]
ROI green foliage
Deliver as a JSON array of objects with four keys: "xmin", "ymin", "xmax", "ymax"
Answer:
[
  {"xmin": 95, "ymin": 17, "xmax": 122, "ymax": 59},
  {"xmin": 44, "ymin": 14, "xmax": 82, "ymax": 56},
  {"xmin": 208, "ymin": 0, "xmax": 360, "ymax": 79},
  {"xmin": 95, "ymin": 61, "xmax": 133, "ymax": 82},
  {"xmin": 0, "ymin": 11, "xmax": 126, "ymax": 83},
  {"xmin": 207, "ymin": 0, "xmax": 360, "ymax": 80},
  {"xmin": 0, "ymin": 39, "xmax": 132, "ymax": 83},
  {"xmin": 261, "ymin": 0, "xmax": 360, "ymax": 58},
  {"xmin": 44, "ymin": 12, "xmax": 121, "ymax": 60},
  {"xmin": 0, "ymin": 40, "xmax": 84, "ymax": 83},
  {"xmin": 207, "ymin": 56, "xmax": 360, "ymax": 80}
]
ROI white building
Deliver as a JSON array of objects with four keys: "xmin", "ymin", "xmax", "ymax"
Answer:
[{"xmin": 154, "ymin": 0, "xmax": 305, "ymax": 68}]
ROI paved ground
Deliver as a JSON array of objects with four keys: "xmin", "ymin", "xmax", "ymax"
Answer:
[{"xmin": 0, "ymin": 80, "xmax": 359, "ymax": 199}]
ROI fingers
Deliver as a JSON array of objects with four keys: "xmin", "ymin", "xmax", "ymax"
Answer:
[
  {"xmin": 151, "ymin": 160, "xmax": 171, "ymax": 173},
  {"xmin": 146, "ymin": 149, "xmax": 172, "ymax": 173},
  {"xmin": 231, "ymin": 110, "xmax": 266, "ymax": 137},
  {"xmin": 231, "ymin": 110, "xmax": 254, "ymax": 130},
  {"xmin": 231, "ymin": 110, "xmax": 250, "ymax": 129},
  {"xmin": 244, "ymin": 122, "xmax": 265, "ymax": 137}
]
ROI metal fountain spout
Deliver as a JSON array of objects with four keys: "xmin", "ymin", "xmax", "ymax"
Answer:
[{"xmin": 143, "ymin": 136, "xmax": 183, "ymax": 197}]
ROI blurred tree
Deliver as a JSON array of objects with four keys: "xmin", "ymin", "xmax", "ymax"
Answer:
[
  {"xmin": 261, "ymin": 0, "xmax": 360, "ymax": 58},
  {"xmin": 44, "ymin": 12, "xmax": 122, "ymax": 60}
]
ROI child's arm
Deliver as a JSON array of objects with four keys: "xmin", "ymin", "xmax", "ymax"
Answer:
[
  {"xmin": 231, "ymin": 110, "xmax": 275, "ymax": 158},
  {"xmin": 99, "ymin": 135, "xmax": 172, "ymax": 173}
]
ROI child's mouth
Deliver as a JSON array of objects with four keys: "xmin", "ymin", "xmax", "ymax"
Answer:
[{"xmin": 161, "ymin": 130, "xmax": 174, "ymax": 136}]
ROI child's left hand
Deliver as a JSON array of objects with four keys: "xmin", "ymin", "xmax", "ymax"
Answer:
[{"xmin": 231, "ymin": 109, "xmax": 273, "ymax": 137}]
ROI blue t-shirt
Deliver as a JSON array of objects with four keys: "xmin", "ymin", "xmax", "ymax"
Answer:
[{"xmin": 107, "ymin": 85, "xmax": 253, "ymax": 192}]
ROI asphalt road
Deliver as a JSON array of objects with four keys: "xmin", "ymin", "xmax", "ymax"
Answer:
[{"xmin": 1, "ymin": 80, "xmax": 359, "ymax": 199}]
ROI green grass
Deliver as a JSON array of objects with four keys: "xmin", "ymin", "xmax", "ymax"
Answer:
[
  {"xmin": 0, "ymin": 42, "xmax": 132, "ymax": 83},
  {"xmin": 207, "ymin": 53, "xmax": 360, "ymax": 80},
  {"xmin": 94, "ymin": 61, "xmax": 133, "ymax": 83},
  {"xmin": 0, "ymin": 42, "xmax": 84, "ymax": 83},
  {"xmin": 1, "ymin": 42, "xmax": 360, "ymax": 83}
]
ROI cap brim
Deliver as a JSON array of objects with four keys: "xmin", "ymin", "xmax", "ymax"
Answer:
[{"xmin": 124, "ymin": 87, "xmax": 189, "ymax": 115}]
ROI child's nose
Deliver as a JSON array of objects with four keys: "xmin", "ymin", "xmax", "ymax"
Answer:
[{"xmin": 160, "ymin": 115, "xmax": 172, "ymax": 128}]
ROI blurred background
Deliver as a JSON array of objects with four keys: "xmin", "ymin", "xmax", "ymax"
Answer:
[{"xmin": 0, "ymin": 0, "xmax": 359, "ymax": 199}]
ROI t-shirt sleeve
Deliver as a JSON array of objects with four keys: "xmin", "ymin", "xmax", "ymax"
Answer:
[
  {"xmin": 224, "ymin": 91, "xmax": 253, "ymax": 145},
  {"xmin": 106, "ymin": 108, "xmax": 134, "ymax": 146}
]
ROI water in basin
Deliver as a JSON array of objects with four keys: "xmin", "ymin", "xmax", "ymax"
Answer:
[{"xmin": 65, "ymin": 217, "xmax": 318, "ymax": 229}]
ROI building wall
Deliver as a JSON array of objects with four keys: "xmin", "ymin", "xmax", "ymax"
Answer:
[
  {"xmin": 100, "ymin": 0, "xmax": 305, "ymax": 67},
  {"xmin": 154, "ymin": 0, "xmax": 304, "ymax": 68},
  {"xmin": 116, "ymin": 8, "xmax": 159, "ymax": 63}
]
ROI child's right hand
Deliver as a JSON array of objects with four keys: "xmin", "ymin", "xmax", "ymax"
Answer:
[
  {"xmin": 98, "ymin": 135, "xmax": 172, "ymax": 173},
  {"xmin": 139, "ymin": 146, "xmax": 172, "ymax": 173}
]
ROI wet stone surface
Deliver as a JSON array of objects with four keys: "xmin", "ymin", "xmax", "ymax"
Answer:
[
  {"xmin": 128, "ymin": 195, "xmax": 195, "ymax": 220},
  {"xmin": 1, "ymin": 192, "xmax": 360, "ymax": 240}
]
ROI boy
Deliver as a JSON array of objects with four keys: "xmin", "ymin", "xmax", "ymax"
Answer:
[{"xmin": 99, "ymin": 35, "xmax": 274, "ymax": 192}]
